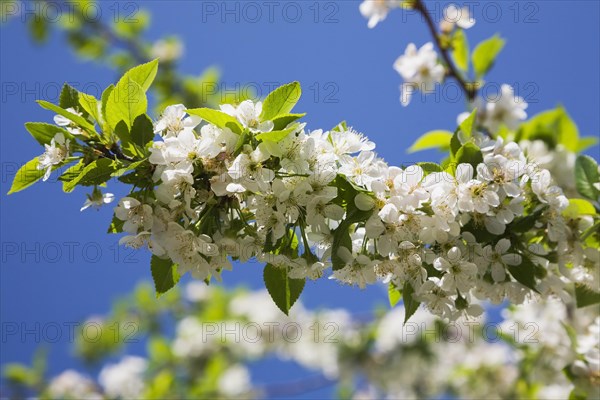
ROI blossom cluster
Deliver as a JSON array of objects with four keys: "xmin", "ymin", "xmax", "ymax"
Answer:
[
  {"xmin": 32, "ymin": 283, "xmax": 599, "ymax": 400},
  {"xmin": 98, "ymin": 93, "xmax": 595, "ymax": 321}
]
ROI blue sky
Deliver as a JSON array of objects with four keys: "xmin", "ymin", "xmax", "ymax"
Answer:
[{"xmin": 1, "ymin": 1, "xmax": 599, "ymax": 398}]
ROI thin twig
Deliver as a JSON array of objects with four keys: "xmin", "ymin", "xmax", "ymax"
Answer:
[{"xmin": 413, "ymin": 0, "xmax": 477, "ymax": 102}]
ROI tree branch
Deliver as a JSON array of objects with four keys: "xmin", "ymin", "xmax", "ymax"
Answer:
[{"xmin": 413, "ymin": 0, "xmax": 477, "ymax": 102}]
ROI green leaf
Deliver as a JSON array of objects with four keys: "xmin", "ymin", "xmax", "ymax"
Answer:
[
  {"xmin": 388, "ymin": 282, "xmax": 401, "ymax": 307},
  {"xmin": 556, "ymin": 107, "xmax": 580, "ymax": 152},
  {"xmin": 185, "ymin": 108, "xmax": 242, "ymax": 134},
  {"xmin": 508, "ymin": 208, "xmax": 544, "ymax": 233},
  {"xmin": 7, "ymin": 158, "xmax": 45, "ymax": 194},
  {"xmin": 417, "ymin": 162, "xmax": 443, "ymax": 175},
  {"xmin": 331, "ymin": 177, "xmax": 373, "ymax": 270},
  {"xmin": 576, "ymin": 136, "xmax": 598, "ymax": 152},
  {"xmin": 452, "ymin": 29, "xmax": 469, "ymax": 72},
  {"xmin": 106, "ymin": 79, "xmax": 147, "ymax": 131},
  {"xmin": 402, "ymin": 282, "xmax": 420, "ymax": 324},
  {"xmin": 263, "ymin": 264, "xmax": 305, "ymax": 315},
  {"xmin": 101, "ymin": 84, "xmax": 114, "ymax": 123},
  {"xmin": 59, "ymin": 161, "xmax": 85, "ymax": 189},
  {"xmin": 507, "ymin": 255, "xmax": 539, "ymax": 292},
  {"xmin": 255, "ymin": 124, "xmax": 299, "ymax": 142},
  {"xmin": 79, "ymin": 92, "xmax": 101, "ymax": 124},
  {"xmin": 259, "ymin": 81, "xmax": 301, "ymax": 121},
  {"xmin": 562, "ymin": 198, "xmax": 597, "ymax": 219},
  {"xmin": 272, "ymin": 113, "xmax": 306, "ymax": 131},
  {"xmin": 24, "ymin": 123, "xmax": 70, "ymax": 146},
  {"xmin": 408, "ymin": 130, "xmax": 453, "ymax": 153},
  {"xmin": 122, "ymin": 59, "xmax": 159, "ymax": 92},
  {"xmin": 331, "ymin": 121, "xmax": 348, "ymax": 132},
  {"xmin": 130, "ymin": 114, "xmax": 155, "ymax": 148},
  {"xmin": 455, "ymin": 142, "xmax": 483, "ymax": 170},
  {"xmin": 450, "ymin": 131, "xmax": 462, "ymax": 157},
  {"xmin": 107, "ymin": 214, "xmax": 124, "ymax": 234},
  {"xmin": 575, "ymin": 155, "xmax": 600, "ymax": 201},
  {"xmin": 575, "ymin": 283, "xmax": 600, "ymax": 308},
  {"xmin": 515, "ymin": 106, "xmax": 577, "ymax": 148},
  {"xmin": 37, "ymin": 100, "xmax": 96, "ymax": 133},
  {"xmin": 472, "ymin": 34, "xmax": 505, "ymax": 77},
  {"xmin": 151, "ymin": 255, "xmax": 180, "ymax": 298},
  {"xmin": 459, "ymin": 108, "xmax": 477, "ymax": 139},
  {"xmin": 63, "ymin": 158, "xmax": 120, "ymax": 192},
  {"xmin": 59, "ymin": 83, "xmax": 80, "ymax": 110}
]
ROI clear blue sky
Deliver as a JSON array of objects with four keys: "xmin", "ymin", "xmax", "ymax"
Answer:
[{"xmin": 1, "ymin": 1, "xmax": 599, "ymax": 398}]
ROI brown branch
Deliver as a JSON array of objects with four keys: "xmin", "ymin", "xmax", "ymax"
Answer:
[{"xmin": 413, "ymin": 0, "xmax": 477, "ymax": 102}]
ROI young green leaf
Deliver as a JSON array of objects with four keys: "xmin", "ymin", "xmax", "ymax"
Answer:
[
  {"xmin": 105, "ymin": 79, "xmax": 148, "ymax": 130},
  {"xmin": 272, "ymin": 113, "xmax": 306, "ymax": 131},
  {"xmin": 452, "ymin": 29, "xmax": 469, "ymax": 72},
  {"xmin": 101, "ymin": 84, "xmax": 115, "ymax": 123},
  {"xmin": 562, "ymin": 198, "xmax": 597, "ymax": 219},
  {"xmin": 122, "ymin": 59, "xmax": 159, "ymax": 92},
  {"xmin": 79, "ymin": 93, "xmax": 101, "ymax": 124},
  {"xmin": 408, "ymin": 130, "xmax": 453, "ymax": 153},
  {"xmin": 388, "ymin": 282, "xmax": 401, "ymax": 307},
  {"xmin": 185, "ymin": 108, "xmax": 242, "ymax": 134},
  {"xmin": 151, "ymin": 255, "xmax": 180, "ymax": 298},
  {"xmin": 24, "ymin": 123, "xmax": 71, "ymax": 146},
  {"xmin": 458, "ymin": 108, "xmax": 477, "ymax": 139},
  {"xmin": 63, "ymin": 158, "xmax": 120, "ymax": 192},
  {"xmin": 255, "ymin": 124, "xmax": 299, "ymax": 143},
  {"xmin": 576, "ymin": 136, "xmax": 598, "ymax": 152},
  {"xmin": 263, "ymin": 264, "xmax": 305, "ymax": 315},
  {"xmin": 472, "ymin": 34, "xmax": 505, "ymax": 77},
  {"xmin": 259, "ymin": 81, "xmax": 301, "ymax": 121},
  {"xmin": 7, "ymin": 158, "xmax": 45, "ymax": 194},
  {"xmin": 37, "ymin": 100, "xmax": 96, "ymax": 133}
]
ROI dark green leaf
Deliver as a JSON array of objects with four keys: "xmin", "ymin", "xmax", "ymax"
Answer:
[
  {"xmin": 455, "ymin": 142, "xmax": 483, "ymax": 170},
  {"xmin": 59, "ymin": 83, "xmax": 80, "ymax": 110},
  {"xmin": 151, "ymin": 255, "xmax": 180, "ymax": 297},
  {"xmin": 130, "ymin": 114, "xmax": 154, "ymax": 148},
  {"xmin": 263, "ymin": 264, "xmax": 305, "ymax": 315},
  {"xmin": 403, "ymin": 282, "xmax": 420, "ymax": 324},
  {"xmin": 575, "ymin": 155, "xmax": 600, "ymax": 201},
  {"xmin": 575, "ymin": 283, "xmax": 600, "ymax": 308},
  {"xmin": 417, "ymin": 162, "xmax": 443, "ymax": 175},
  {"xmin": 507, "ymin": 255, "xmax": 539, "ymax": 292}
]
